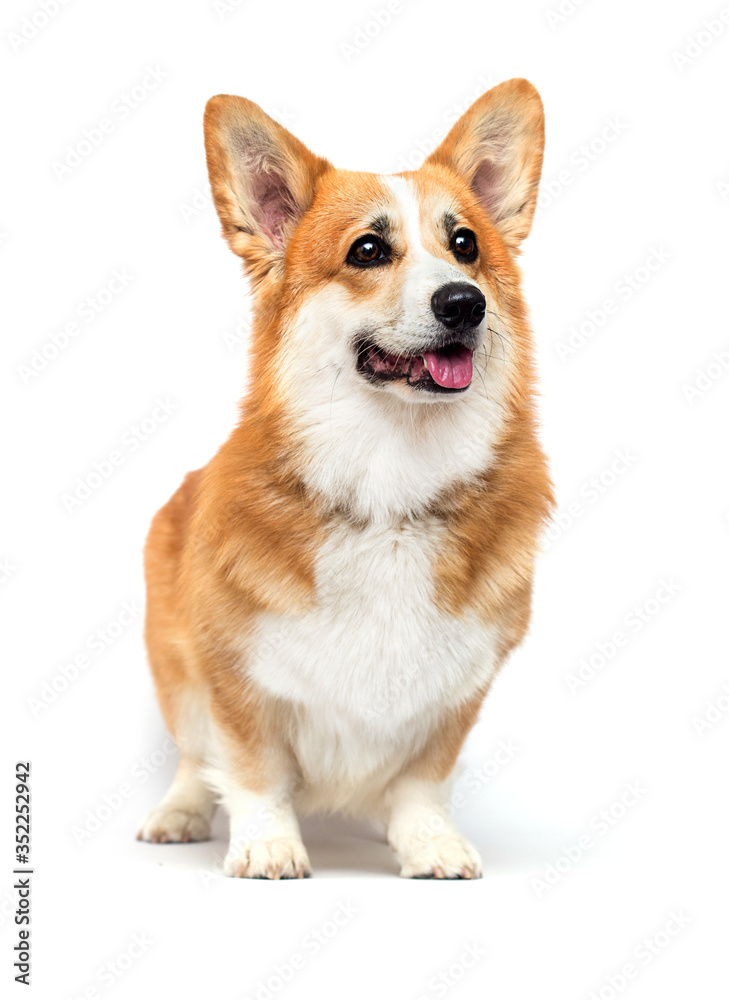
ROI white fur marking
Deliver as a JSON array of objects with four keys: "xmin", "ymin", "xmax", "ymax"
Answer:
[{"xmin": 244, "ymin": 517, "xmax": 500, "ymax": 813}]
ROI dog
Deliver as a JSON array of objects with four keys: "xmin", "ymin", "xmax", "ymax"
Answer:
[{"xmin": 137, "ymin": 78, "xmax": 553, "ymax": 879}]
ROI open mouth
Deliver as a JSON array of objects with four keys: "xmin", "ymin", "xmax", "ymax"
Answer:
[{"xmin": 356, "ymin": 340, "xmax": 474, "ymax": 393}]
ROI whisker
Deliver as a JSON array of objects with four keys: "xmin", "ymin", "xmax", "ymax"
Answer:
[
  {"xmin": 486, "ymin": 326, "xmax": 508, "ymax": 365},
  {"xmin": 474, "ymin": 357, "xmax": 488, "ymax": 393},
  {"xmin": 328, "ymin": 368, "xmax": 342, "ymax": 433},
  {"xmin": 487, "ymin": 308, "xmax": 508, "ymax": 324}
]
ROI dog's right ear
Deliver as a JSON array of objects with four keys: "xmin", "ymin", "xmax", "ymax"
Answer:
[{"xmin": 204, "ymin": 96, "xmax": 331, "ymax": 275}]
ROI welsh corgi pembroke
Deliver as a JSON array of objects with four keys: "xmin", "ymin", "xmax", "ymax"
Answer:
[{"xmin": 137, "ymin": 78, "xmax": 553, "ymax": 879}]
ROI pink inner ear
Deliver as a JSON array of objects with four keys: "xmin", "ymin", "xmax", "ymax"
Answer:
[
  {"xmin": 252, "ymin": 171, "xmax": 296, "ymax": 248},
  {"xmin": 471, "ymin": 158, "xmax": 507, "ymax": 222}
]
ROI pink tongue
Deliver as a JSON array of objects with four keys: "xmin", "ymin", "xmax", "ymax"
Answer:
[{"xmin": 422, "ymin": 346, "xmax": 473, "ymax": 389}]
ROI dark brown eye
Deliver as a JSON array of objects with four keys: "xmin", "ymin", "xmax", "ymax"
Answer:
[
  {"xmin": 347, "ymin": 235, "xmax": 389, "ymax": 267},
  {"xmin": 452, "ymin": 228, "xmax": 478, "ymax": 262}
]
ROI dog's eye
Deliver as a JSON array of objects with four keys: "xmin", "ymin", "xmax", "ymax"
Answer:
[
  {"xmin": 451, "ymin": 228, "xmax": 478, "ymax": 263},
  {"xmin": 347, "ymin": 235, "xmax": 389, "ymax": 267}
]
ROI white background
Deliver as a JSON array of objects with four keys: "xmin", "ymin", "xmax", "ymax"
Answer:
[{"xmin": 3, "ymin": 0, "xmax": 728, "ymax": 997}]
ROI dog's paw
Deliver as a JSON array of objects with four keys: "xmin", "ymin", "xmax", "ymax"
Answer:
[
  {"xmin": 223, "ymin": 837, "xmax": 311, "ymax": 879},
  {"xmin": 399, "ymin": 833, "xmax": 483, "ymax": 880},
  {"xmin": 136, "ymin": 807, "xmax": 211, "ymax": 844}
]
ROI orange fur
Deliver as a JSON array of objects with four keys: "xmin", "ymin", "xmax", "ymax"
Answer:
[{"xmin": 140, "ymin": 79, "xmax": 553, "ymax": 878}]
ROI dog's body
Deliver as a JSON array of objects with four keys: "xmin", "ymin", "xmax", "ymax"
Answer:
[{"xmin": 138, "ymin": 79, "xmax": 553, "ymax": 878}]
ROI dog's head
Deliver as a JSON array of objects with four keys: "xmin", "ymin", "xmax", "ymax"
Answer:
[{"xmin": 204, "ymin": 79, "xmax": 543, "ymax": 403}]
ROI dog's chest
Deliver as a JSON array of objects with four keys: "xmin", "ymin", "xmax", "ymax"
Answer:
[{"xmin": 244, "ymin": 517, "xmax": 498, "ymax": 738}]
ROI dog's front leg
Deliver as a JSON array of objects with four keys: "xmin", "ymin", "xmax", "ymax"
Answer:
[
  {"xmin": 384, "ymin": 689, "xmax": 488, "ymax": 879},
  {"xmin": 210, "ymin": 733, "xmax": 310, "ymax": 880},
  {"xmin": 221, "ymin": 782, "xmax": 310, "ymax": 880},
  {"xmin": 385, "ymin": 775, "xmax": 482, "ymax": 880}
]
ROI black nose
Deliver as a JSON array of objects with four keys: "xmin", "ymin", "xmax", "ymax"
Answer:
[{"xmin": 431, "ymin": 282, "xmax": 486, "ymax": 332}]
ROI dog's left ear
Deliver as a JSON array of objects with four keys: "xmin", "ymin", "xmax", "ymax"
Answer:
[{"xmin": 426, "ymin": 78, "xmax": 544, "ymax": 250}]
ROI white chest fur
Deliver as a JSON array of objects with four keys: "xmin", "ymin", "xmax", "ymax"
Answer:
[{"xmin": 243, "ymin": 516, "xmax": 500, "ymax": 797}]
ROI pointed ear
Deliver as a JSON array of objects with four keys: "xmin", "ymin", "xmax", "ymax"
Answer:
[
  {"xmin": 203, "ymin": 95, "xmax": 332, "ymax": 271},
  {"xmin": 425, "ymin": 78, "xmax": 544, "ymax": 249}
]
